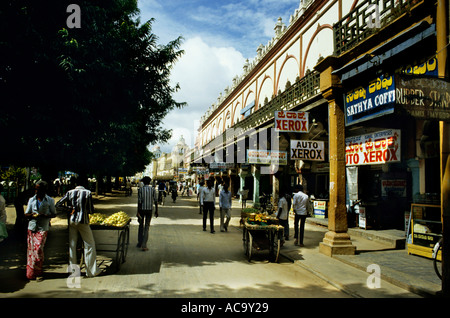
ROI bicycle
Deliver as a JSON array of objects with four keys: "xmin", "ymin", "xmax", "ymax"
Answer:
[{"xmin": 433, "ymin": 237, "xmax": 443, "ymax": 280}]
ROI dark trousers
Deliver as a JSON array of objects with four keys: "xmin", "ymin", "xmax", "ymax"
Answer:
[
  {"xmin": 294, "ymin": 214, "xmax": 307, "ymax": 244},
  {"xmin": 137, "ymin": 210, "xmax": 152, "ymax": 248},
  {"xmin": 203, "ymin": 202, "xmax": 215, "ymax": 232}
]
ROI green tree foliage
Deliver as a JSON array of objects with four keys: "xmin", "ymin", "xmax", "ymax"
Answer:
[{"xmin": 0, "ymin": 0, "xmax": 185, "ymax": 178}]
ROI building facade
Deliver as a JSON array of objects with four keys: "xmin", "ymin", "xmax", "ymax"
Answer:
[{"xmin": 190, "ymin": 0, "xmax": 449, "ymax": 260}]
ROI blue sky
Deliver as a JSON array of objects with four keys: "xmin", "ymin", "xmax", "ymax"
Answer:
[{"xmin": 137, "ymin": 0, "xmax": 301, "ymax": 153}]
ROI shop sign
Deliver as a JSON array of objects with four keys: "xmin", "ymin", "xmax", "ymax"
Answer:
[
  {"xmin": 290, "ymin": 140, "xmax": 325, "ymax": 161},
  {"xmin": 247, "ymin": 149, "xmax": 287, "ymax": 165},
  {"xmin": 345, "ymin": 129, "xmax": 401, "ymax": 166},
  {"xmin": 274, "ymin": 111, "xmax": 309, "ymax": 133},
  {"xmin": 395, "ymin": 75, "xmax": 450, "ymax": 121},
  {"xmin": 381, "ymin": 179, "xmax": 407, "ymax": 198},
  {"xmin": 209, "ymin": 162, "xmax": 234, "ymax": 170},
  {"xmin": 345, "ymin": 75, "xmax": 395, "ymax": 126},
  {"xmin": 313, "ymin": 200, "xmax": 326, "ymax": 219},
  {"xmin": 178, "ymin": 168, "xmax": 188, "ymax": 174}
]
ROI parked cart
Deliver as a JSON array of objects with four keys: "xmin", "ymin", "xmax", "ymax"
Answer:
[
  {"xmin": 89, "ymin": 220, "xmax": 130, "ymax": 272},
  {"xmin": 242, "ymin": 213, "xmax": 284, "ymax": 263}
]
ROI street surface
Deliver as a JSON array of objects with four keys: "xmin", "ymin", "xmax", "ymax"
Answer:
[{"xmin": 0, "ymin": 188, "xmax": 351, "ymax": 298}]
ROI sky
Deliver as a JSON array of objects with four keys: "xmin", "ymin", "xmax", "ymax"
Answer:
[{"xmin": 137, "ymin": 0, "xmax": 301, "ymax": 153}]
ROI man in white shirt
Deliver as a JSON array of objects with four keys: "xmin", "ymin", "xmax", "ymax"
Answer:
[
  {"xmin": 277, "ymin": 190, "xmax": 289, "ymax": 243},
  {"xmin": 292, "ymin": 184, "xmax": 309, "ymax": 246}
]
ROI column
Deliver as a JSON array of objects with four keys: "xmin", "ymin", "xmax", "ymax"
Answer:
[
  {"xmin": 252, "ymin": 165, "xmax": 260, "ymax": 204},
  {"xmin": 238, "ymin": 168, "xmax": 247, "ymax": 204},
  {"xmin": 319, "ymin": 96, "xmax": 355, "ymax": 256}
]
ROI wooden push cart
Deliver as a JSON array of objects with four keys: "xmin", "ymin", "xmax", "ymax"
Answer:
[
  {"xmin": 242, "ymin": 213, "xmax": 284, "ymax": 263},
  {"xmin": 89, "ymin": 220, "xmax": 131, "ymax": 272}
]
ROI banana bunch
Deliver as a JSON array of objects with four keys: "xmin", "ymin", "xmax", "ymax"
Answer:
[
  {"xmin": 102, "ymin": 211, "xmax": 130, "ymax": 227},
  {"xmin": 89, "ymin": 213, "xmax": 107, "ymax": 225}
]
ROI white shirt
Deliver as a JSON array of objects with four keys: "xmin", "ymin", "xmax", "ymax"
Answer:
[
  {"xmin": 219, "ymin": 190, "xmax": 232, "ymax": 209},
  {"xmin": 277, "ymin": 197, "xmax": 288, "ymax": 220},
  {"xmin": 293, "ymin": 191, "xmax": 309, "ymax": 215},
  {"xmin": 200, "ymin": 187, "xmax": 215, "ymax": 205}
]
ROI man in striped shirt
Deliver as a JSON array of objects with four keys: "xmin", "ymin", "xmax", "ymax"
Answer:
[
  {"xmin": 137, "ymin": 176, "xmax": 158, "ymax": 251},
  {"xmin": 57, "ymin": 178, "xmax": 101, "ymax": 278}
]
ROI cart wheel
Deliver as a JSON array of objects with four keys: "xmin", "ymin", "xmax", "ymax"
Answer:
[
  {"xmin": 270, "ymin": 239, "xmax": 281, "ymax": 263},
  {"xmin": 247, "ymin": 232, "xmax": 253, "ymax": 262},
  {"xmin": 122, "ymin": 226, "xmax": 129, "ymax": 263},
  {"xmin": 243, "ymin": 228, "xmax": 249, "ymax": 256},
  {"xmin": 115, "ymin": 231, "xmax": 126, "ymax": 272}
]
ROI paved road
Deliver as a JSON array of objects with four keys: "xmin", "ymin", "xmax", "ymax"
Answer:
[{"xmin": 0, "ymin": 189, "xmax": 350, "ymax": 298}]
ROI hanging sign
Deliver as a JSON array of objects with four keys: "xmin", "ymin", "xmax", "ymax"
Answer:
[
  {"xmin": 396, "ymin": 75, "xmax": 450, "ymax": 121},
  {"xmin": 274, "ymin": 111, "xmax": 309, "ymax": 133},
  {"xmin": 247, "ymin": 149, "xmax": 287, "ymax": 165},
  {"xmin": 345, "ymin": 75, "xmax": 396, "ymax": 126},
  {"xmin": 290, "ymin": 140, "xmax": 325, "ymax": 161},
  {"xmin": 345, "ymin": 129, "xmax": 401, "ymax": 166}
]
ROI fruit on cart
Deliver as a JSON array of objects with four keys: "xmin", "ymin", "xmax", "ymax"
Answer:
[
  {"xmin": 102, "ymin": 211, "xmax": 130, "ymax": 227},
  {"xmin": 89, "ymin": 213, "xmax": 107, "ymax": 225}
]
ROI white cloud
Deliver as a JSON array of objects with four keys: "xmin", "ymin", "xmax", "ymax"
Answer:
[
  {"xmin": 137, "ymin": 0, "xmax": 300, "ymax": 154},
  {"xmin": 159, "ymin": 36, "xmax": 245, "ymax": 152}
]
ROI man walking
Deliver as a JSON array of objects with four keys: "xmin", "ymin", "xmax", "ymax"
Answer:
[
  {"xmin": 292, "ymin": 184, "xmax": 309, "ymax": 247},
  {"xmin": 137, "ymin": 176, "xmax": 158, "ymax": 251},
  {"xmin": 57, "ymin": 178, "xmax": 101, "ymax": 278}
]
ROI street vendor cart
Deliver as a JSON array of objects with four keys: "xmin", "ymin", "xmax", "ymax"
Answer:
[
  {"xmin": 89, "ymin": 220, "xmax": 130, "ymax": 272},
  {"xmin": 242, "ymin": 212, "xmax": 284, "ymax": 263}
]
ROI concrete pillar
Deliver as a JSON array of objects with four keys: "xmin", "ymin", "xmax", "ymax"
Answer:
[
  {"xmin": 239, "ymin": 169, "xmax": 247, "ymax": 204},
  {"xmin": 252, "ymin": 165, "xmax": 260, "ymax": 204},
  {"xmin": 272, "ymin": 174, "xmax": 279, "ymax": 208},
  {"xmin": 319, "ymin": 96, "xmax": 355, "ymax": 256}
]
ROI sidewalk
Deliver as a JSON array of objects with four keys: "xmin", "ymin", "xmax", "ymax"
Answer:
[
  {"xmin": 233, "ymin": 199, "xmax": 441, "ymax": 298},
  {"xmin": 280, "ymin": 217, "xmax": 441, "ymax": 298}
]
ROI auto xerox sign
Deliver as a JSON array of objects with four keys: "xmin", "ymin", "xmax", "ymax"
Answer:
[
  {"xmin": 290, "ymin": 140, "xmax": 325, "ymax": 161},
  {"xmin": 345, "ymin": 129, "xmax": 401, "ymax": 166},
  {"xmin": 345, "ymin": 75, "xmax": 396, "ymax": 126}
]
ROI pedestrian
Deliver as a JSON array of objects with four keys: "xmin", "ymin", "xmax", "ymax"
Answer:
[
  {"xmin": 137, "ymin": 176, "xmax": 158, "ymax": 251},
  {"xmin": 57, "ymin": 177, "xmax": 102, "ymax": 278},
  {"xmin": 292, "ymin": 184, "xmax": 309, "ymax": 247},
  {"xmin": 0, "ymin": 184, "xmax": 7, "ymax": 243},
  {"xmin": 24, "ymin": 180, "xmax": 56, "ymax": 281},
  {"xmin": 200, "ymin": 179, "xmax": 216, "ymax": 233},
  {"xmin": 276, "ymin": 190, "xmax": 289, "ymax": 243},
  {"xmin": 219, "ymin": 183, "xmax": 232, "ymax": 232},
  {"xmin": 171, "ymin": 183, "xmax": 177, "ymax": 203},
  {"xmin": 238, "ymin": 186, "xmax": 249, "ymax": 209},
  {"xmin": 198, "ymin": 181, "xmax": 205, "ymax": 214}
]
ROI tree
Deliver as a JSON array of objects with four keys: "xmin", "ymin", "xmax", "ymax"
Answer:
[{"xmin": 0, "ymin": 0, "xmax": 185, "ymax": 179}]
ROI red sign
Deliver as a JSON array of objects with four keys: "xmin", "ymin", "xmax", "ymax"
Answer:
[
  {"xmin": 274, "ymin": 111, "xmax": 309, "ymax": 133},
  {"xmin": 345, "ymin": 129, "xmax": 401, "ymax": 166}
]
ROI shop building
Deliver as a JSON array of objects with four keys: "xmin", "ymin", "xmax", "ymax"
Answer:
[
  {"xmin": 192, "ymin": 0, "xmax": 356, "ymax": 207},
  {"xmin": 315, "ymin": 0, "xmax": 448, "ymax": 256}
]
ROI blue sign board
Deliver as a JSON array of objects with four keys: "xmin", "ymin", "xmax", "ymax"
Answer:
[{"xmin": 345, "ymin": 75, "xmax": 396, "ymax": 126}]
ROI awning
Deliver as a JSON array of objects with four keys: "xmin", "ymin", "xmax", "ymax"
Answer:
[{"xmin": 333, "ymin": 21, "xmax": 436, "ymax": 81}]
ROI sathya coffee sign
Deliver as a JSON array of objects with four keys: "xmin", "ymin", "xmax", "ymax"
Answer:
[
  {"xmin": 345, "ymin": 75, "xmax": 396, "ymax": 126},
  {"xmin": 345, "ymin": 129, "xmax": 401, "ymax": 166}
]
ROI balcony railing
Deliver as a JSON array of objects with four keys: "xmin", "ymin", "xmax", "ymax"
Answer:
[
  {"xmin": 234, "ymin": 70, "xmax": 320, "ymax": 133},
  {"xmin": 194, "ymin": 71, "xmax": 320, "ymax": 161},
  {"xmin": 333, "ymin": 0, "xmax": 417, "ymax": 56}
]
